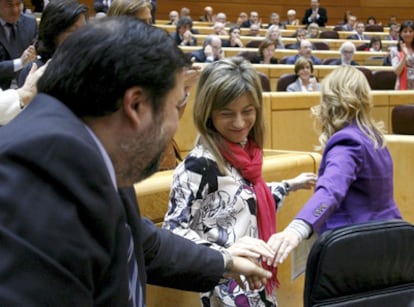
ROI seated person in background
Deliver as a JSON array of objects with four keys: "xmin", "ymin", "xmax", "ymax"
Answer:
[
  {"xmin": 287, "ymin": 57, "xmax": 320, "ymax": 92},
  {"xmin": 167, "ymin": 10, "xmax": 179, "ymax": 25},
  {"xmin": 215, "ymin": 12, "xmax": 228, "ymax": 25},
  {"xmin": 366, "ymin": 15, "xmax": 381, "ymax": 26},
  {"xmin": 267, "ymin": 12, "xmax": 282, "ymax": 28},
  {"xmin": 17, "ymin": 0, "xmax": 88, "ymax": 87},
  {"xmin": 236, "ymin": 12, "xmax": 248, "ymax": 27},
  {"xmin": 213, "ymin": 22, "xmax": 227, "ymax": 36},
  {"xmin": 250, "ymin": 39, "xmax": 278, "ymax": 64},
  {"xmin": 368, "ymin": 36, "xmax": 382, "ymax": 51},
  {"xmin": 247, "ymin": 23, "xmax": 261, "ymax": 37},
  {"xmin": 268, "ymin": 65, "xmax": 402, "ymax": 265},
  {"xmin": 307, "ymin": 22, "xmax": 320, "ymax": 38},
  {"xmin": 266, "ymin": 25, "xmax": 285, "ymax": 49},
  {"xmin": 241, "ymin": 11, "xmax": 260, "ymax": 28},
  {"xmin": 199, "ymin": 6, "xmax": 215, "ymax": 22},
  {"xmin": 385, "ymin": 23, "xmax": 400, "ymax": 41},
  {"xmin": 388, "ymin": 15, "xmax": 398, "ymax": 27},
  {"xmin": 281, "ymin": 9, "xmax": 300, "ymax": 29},
  {"xmin": 286, "ymin": 28, "xmax": 308, "ymax": 49},
  {"xmin": 342, "ymin": 14, "xmax": 357, "ymax": 31},
  {"xmin": 1, "ymin": 63, "xmax": 48, "ymax": 126},
  {"xmin": 163, "ymin": 56, "xmax": 316, "ymax": 306},
  {"xmin": 190, "ymin": 35, "xmax": 224, "ymax": 63},
  {"xmin": 170, "ymin": 17, "xmax": 197, "ymax": 46},
  {"xmin": 108, "ymin": 0, "xmax": 153, "ymax": 24},
  {"xmin": 286, "ymin": 39, "xmax": 322, "ymax": 65},
  {"xmin": 330, "ymin": 41, "xmax": 359, "ymax": 65},
  {"xmin": 221, "ymin": 26, "xmax": 244, "ymax": 47},
  {"xmin": 302, "ymin": 0, "xmax": 328, "ymax": 27},
  {"xmin": 180, "ymin": 6, "xmax": 191, "ymax": 18},
  {"xmin": 347, "ymin": 22, "xmax": 370, "ymax": 40}
]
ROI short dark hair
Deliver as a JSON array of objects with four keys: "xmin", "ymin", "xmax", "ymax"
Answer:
[
  {"xmin": 36, "ymin": 0, "xmax": 88, "ymax": 61},
  {"xmin": 38, "ymin": 17, "xmax": 190, "ymax": 117},
  {"xmin": 176, "ymin": 16, "xmax": 193, "ymax": 30}
]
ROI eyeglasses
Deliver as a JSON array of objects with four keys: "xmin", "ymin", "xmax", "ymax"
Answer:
[{"xmin": 177, "ymin": 92, "xmax": 189, "ymax": 111}]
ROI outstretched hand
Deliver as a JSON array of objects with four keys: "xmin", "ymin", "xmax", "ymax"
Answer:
[
  {"xmin": 267, "ymin": 230, "xmax": 301, "ymax": 266},
  {"xmin": 225, "ymin": 236, "xmax": 275, "ymax": 290},
  {"xmin": 286, "ymin": 172, "xmax": 317, "ymax": 191}
]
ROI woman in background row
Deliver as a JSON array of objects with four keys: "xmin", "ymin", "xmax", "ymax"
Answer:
[
  {"xmin": 107, "ymin": 0, "xmax": 152, "ymax": 23},
  {"xmin": 222, "ymin": 25, "xmax": 244, "ymax": 48},
  {"xmin": 287, "ymin": 57, "xmax": 320, "ymax": 92},
  {"xmin": 163, "ymin": 57, "xmax": 316, "ymax": 306},
  {"xmin": 265, "ymin": 25, "xmax": 285, "ymax": 49},
  {"xmin": 391, "ymin": 20, "xmax": 414, "ymax": 90},
  {"xmin": 18, "ymin": 0, "xmax": 88, "ymax": 87},
  {"xmin": 251, "ymin": 39, "xmax": 278, "ymax": 64},
  {"xmin": 268, "ymin": 65, "xmax": 402, "ymax": 265}
]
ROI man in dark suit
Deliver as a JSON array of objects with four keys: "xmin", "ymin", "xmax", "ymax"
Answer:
[
  {"xmin": 190, "ymin": 35, "xmax": 224, "ymax": 63},
  {"xmin": 0, "ymin": 17, "xmax": 273, "ymax": 306},
  {"xmin": 347, "ymin": 22, "xmax": 370, "ymax": 40},
  {"xmin": 302, "ymin": 0, "xmax": 328, "ymax": 27},
  {"xmin": 0, "ymin": 0, "xmax": 37, "ymax": 89}
]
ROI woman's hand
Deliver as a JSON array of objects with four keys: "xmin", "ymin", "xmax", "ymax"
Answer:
[
  {"xmin": 285, "ymin": 172, "xmax": 317, "ymax": 191},
  {"xmin": 267, "ymin": 230, "xmax": 301, "ymax": 266}
]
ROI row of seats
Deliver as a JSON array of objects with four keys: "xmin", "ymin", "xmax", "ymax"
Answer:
[{"xmin": 252, "ymin": 66, "xmax": 396, "ymax": 91}]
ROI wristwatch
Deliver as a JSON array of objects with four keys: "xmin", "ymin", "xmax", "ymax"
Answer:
[{"xmin": 282, "ymin": 180, "xmax": 291, "ymax": 194}]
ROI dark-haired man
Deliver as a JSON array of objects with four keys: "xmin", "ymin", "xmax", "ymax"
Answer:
[
  {"xmin": 0, "ymin": 17, "xmax": 273, "ymax": 305},
  {"xmin": 0, "ymin": 0, "xmax": 37, "ymax": 89}
]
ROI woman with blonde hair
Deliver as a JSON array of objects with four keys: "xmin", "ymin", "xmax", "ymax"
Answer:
[
  {"xmin": 163, "ymin": 57, "xmax": 316, "ymax": 306},
  {"xmin": 267, "ymin": 65, "xmax": 402, "ymax": 265},
  {"xmin": 265, "ymin": 25, "xmax": 285, "ymax": 49},
  {"xmin": 107, "ymin": 0, "xmax": 152, "ymax": 24}
]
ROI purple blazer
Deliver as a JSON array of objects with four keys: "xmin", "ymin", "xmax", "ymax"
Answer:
[{"xmin": 296, "ymin": 123, "xmax": 402, "ymax": 235}]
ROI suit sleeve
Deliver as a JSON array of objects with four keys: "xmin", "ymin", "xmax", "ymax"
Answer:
[
  {"xmin": 0, "ymin": 127, "xmax": 128, "ymax": 306},
  {"xmin": 142, "ymin": 218, "xmax": 224, "ymax": 291},
  {"xmin": 295, "ymin": 133, "xmax": 363, "ymax": 232}
]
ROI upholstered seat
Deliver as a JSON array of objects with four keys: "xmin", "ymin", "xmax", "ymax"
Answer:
[
  {"xmin": 245, "ymin": 39, "xmax": 263, "ymax": 48},
  {"xmin": 392, "ymin": 104, "xmax": 414, "ymax": 134},
  {"xmin": 304, "ymin": 219, "xmax": 414, "ymax": 307},
  {"xmin": 372, "ymin": 70, "xmax": 396, "ymax": 90},
  {"xmin": 319, "ymin": 30, "xmax": 339, "ymax": 39},
  {"xmin": 276, "ymin": 73, "xmax": 297, "ymax": 91}
]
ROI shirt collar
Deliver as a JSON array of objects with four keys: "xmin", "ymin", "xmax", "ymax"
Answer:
[{"xmin": 83, "ymin": 124, "xmax": 118, "ymax": 190}]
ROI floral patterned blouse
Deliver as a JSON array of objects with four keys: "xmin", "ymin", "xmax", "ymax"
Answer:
[{"xmin": 162, "ymin": 144, "xmax": 289, "ymax": 307}]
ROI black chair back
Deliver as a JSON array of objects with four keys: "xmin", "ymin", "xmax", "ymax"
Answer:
[
  {"xmin": 319, "ymin": 30, "xmax": 339, "ymax": 39},
  {"xmin": 304, "ymin": 219, "xmax": 414, "ymax": 307}
]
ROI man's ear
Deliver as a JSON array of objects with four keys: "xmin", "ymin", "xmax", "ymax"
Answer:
[{"xmin": 122, "ymin": 86, "xmax": 149, "ymax": 129}]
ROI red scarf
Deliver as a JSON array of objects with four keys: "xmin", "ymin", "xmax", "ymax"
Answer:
[
  {"xmin": 398, "ymin": 51, "xmax": 408, "ymax": 90},
  {"xmin": 219, "ymin": 138, "xmax": 279, "ymax": 294}
]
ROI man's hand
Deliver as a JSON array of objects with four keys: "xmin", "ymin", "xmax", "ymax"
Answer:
[
  {"xmin": 223, "ymin": 236, "xmax": 275, "ymax": 290},
  {"xmin": 20, "ymin": 45, "xmax": 37, "ymax": 67}
]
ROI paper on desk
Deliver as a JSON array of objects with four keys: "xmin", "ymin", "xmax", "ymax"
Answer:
[{"xmin": 291, "ymin": 233, "xmax": 318, "ymax": 281}]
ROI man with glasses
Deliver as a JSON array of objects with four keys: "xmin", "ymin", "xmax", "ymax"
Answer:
[{"xmin": 330, "ymin": 41, "xmax": 359, "ymax": 65}]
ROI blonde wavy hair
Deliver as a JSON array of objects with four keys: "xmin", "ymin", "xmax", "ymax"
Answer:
[
  {"xmin": 312, "ymin": 65, "xmax": 385, "ymax": 150},
  {"xmin": 107, "ymin": 0, "xmax": 151, "ymax": 17},
  {"xmin": 193, "ymin": 57, "xmax": 265, "ymax": 174}
]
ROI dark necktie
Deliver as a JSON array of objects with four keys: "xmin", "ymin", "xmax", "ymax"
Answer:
[
  {"xmin": 125, "ymin": 223, "xmax": 142, "ymax": 306},
  {"xmin": 5, "ymin": 23, "xmax": 16, "ymax": 42}
]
